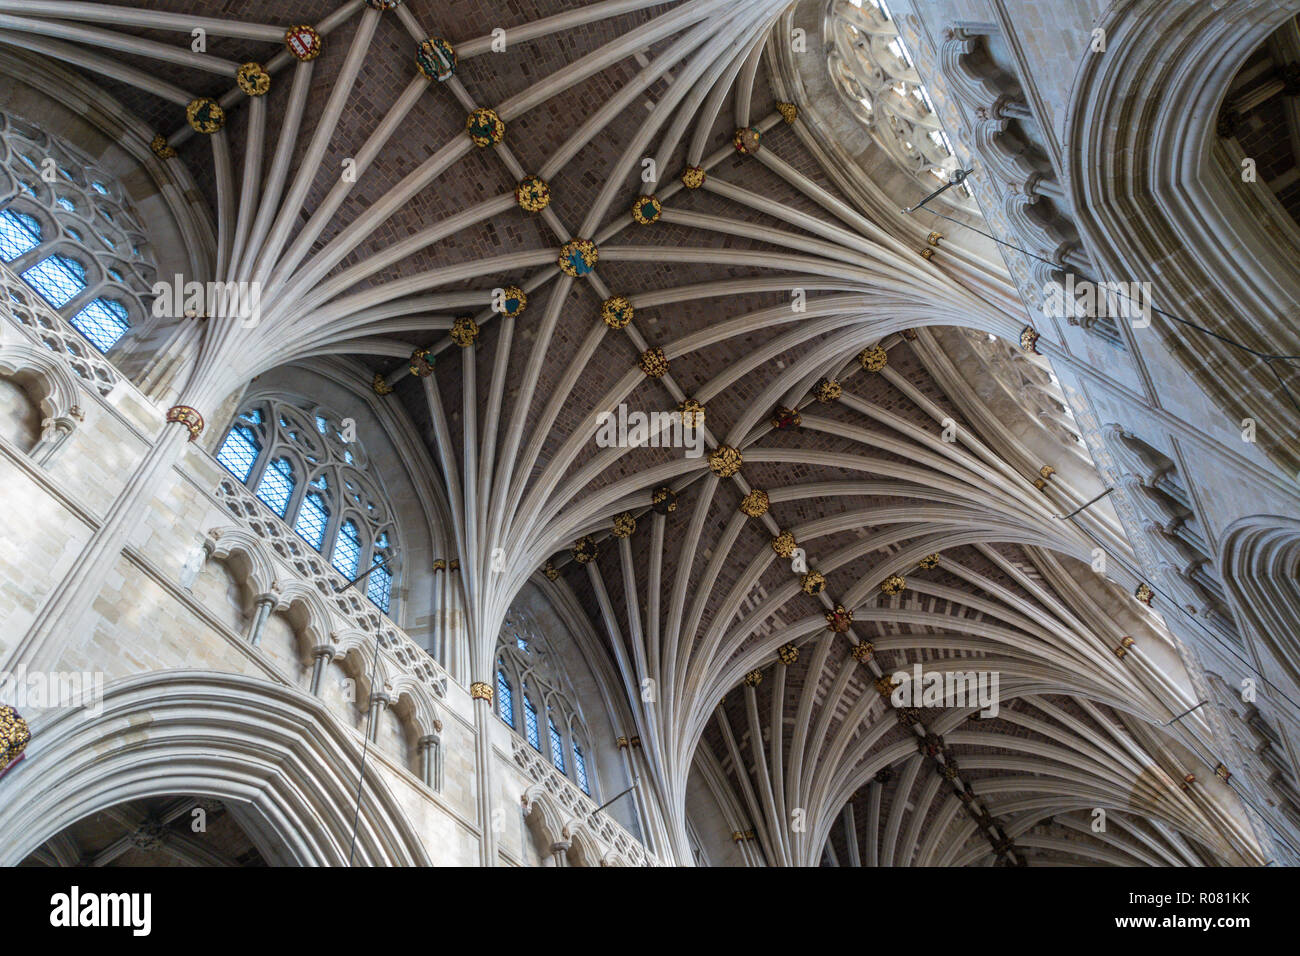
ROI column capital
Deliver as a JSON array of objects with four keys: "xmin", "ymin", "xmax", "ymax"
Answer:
[{"xmin": 470, "ymin": 681, "xmax": 494, "ymax": 702}]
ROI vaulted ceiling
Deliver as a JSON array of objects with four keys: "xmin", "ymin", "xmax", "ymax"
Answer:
[{"xmin": 0, "ymin": 0, "xmax": 1266, "ymax": 865}]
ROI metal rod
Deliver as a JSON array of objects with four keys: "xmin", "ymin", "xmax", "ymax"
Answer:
[
  {"xmin": 902, "ymin": 168, "xmax": 973, "ymax": 213},
  {"xmin": 1162, "ymin": 699, "xmax": 1207, "ymax": 727},
  {"xmin": 593, "ymin": 777, "xmax": 639, "ymax": 814},
  {"xmin": 1055, "ymin": 486, "xmax": 1115, "ymax": 520},
  {"xmin": 333, "ymin": 551, "xmax": 396, "ymax": 593}
]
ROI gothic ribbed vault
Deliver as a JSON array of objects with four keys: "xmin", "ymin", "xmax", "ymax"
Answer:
[{"xmin": 0, "ymin": 0, "xmax": 1278, "ymax": 867}]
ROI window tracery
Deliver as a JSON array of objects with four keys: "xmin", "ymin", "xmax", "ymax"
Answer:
[
  {"xmin": 215, "ymin": 397, "xmax": 399, "ymax": 615},
  {"xmin": 0, "ymin": 110, "xmax": 156, "ymax": 353},
  {"xmin": 827, "ymin": 0, "xmax": 974, "ymax": 207},
  {"xmin": 495, "ymin": 610, "xmax": 596, "ymax": 797}
]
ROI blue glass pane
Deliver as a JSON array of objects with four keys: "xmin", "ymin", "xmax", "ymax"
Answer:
[
  {"xmin": 315, "ymin": 414, "xmax": 328, "ymax": 434},
  {"xmin": 216, "ymin": 425, "xmax": 260, "ymax": 482},
  {"xmin": 524, "ymin": 697, "xmax": 540, "ymax": 751},
  {"xmin": 91, "ymin": 182, "xmax": 108, "ymax": 195},
  {"xmin": 238, "ymin": 407, "xmax": 263, "ymax": 425},
  {"xmin": 255, "ymin": 457, "xmax": 294, "ymax": 517},
  {"xmin": 294, "ymin": 492, "xmax": 329, "ymax": 551},
  {"xmin": 56, "ymin": 197, "xmax": 75, "ymax": 212},
  {"xmin": 23, "ymin": 255, "xmax": 86, "ymax": 307},
  {"xmin": 332, "ymin": 520, "xmax": 361, "ymax": 579},
  {"xmin": 367, "ymin": 560, "xmax": 392, "ymax": 613},
  {"xmin": 548, "ymin": 717, "xmax": 566, "ymax": 773},
  {"xmin": 497, "ymin": 669, "xmax": 514, "ymax": 727},
  {"xmin": 70, "ymin": 298, "xmax": 129, "ymax": 352},
  {"xmin": 573, "ymin": 743, "xmax": 590, "ymax": 794},
  {"xmin": 0, "ymin": 210, "xmax": 41, "ymax": 261}
]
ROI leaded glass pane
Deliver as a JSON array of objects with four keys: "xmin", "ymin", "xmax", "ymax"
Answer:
[
  {"xmin": 367, "ymin": 560, "xmax": 392, "ymax": 613},
  {"xmin": 524, "ymin": 697, "xmax": 540, "ymax": 751},
  {"xmin": 216, "ymin": 426, "xmax": 260, "ymax": 481},
  {"xmin": 23, "ymin": 255, "xmax": 86, "ymax": 307},
  {"xmin": 497, "ymin": 669, "xmax": 514, "ymax": 727},
  {"xmin": 332, "ymin": 519, "xmax": 361, "ymax": 579},
  {"xmin": 255, "ymin": 457, "xmax": 294, "ymax": 517},
  {"xmin": 70, "ymin": 298, "xmax": 129, "ymax": 351},
  {"xmin": 294, "ymin": 491, "xmax": 329, "ymax": 551},
  {"xmin": 548, "ymin": 717, "xmax": 566, "ymax": 773},
  {"xmin": 573, "ymin": 743, "xmax": 590, "ymax": 794},
  {"xmin": 0, "ymin": 209, "xmax": 41, "ymax": 261}
]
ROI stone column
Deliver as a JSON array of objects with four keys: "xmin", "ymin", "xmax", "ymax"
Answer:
[
  {"xmin": 550, "ymin": 839, "xmax": 571, "ymax": 867},
  {"xmin": 617, "ymin": 734, "xmax": 660, "ymax": 860},
  {"xmin": 309, "ymin": 646, "xmax": 333, "ymax": 696},
  {"xmin": 470, "ymin": 679, "xmax": 498, "ymax": 866},
  {"xmin": 430, "ymin": 559, "xmax": 446, "ymax": 664},
  {"xmin": 366, "ymin": 693, "xmax": 391, "ymax": 744},
  {"xmin": 419, "ymin": 722, "xmax": 443, "ymax": 791},
  {"xmin": 246, "ymin": 593, "xmax": 277, "ymax": 646}
]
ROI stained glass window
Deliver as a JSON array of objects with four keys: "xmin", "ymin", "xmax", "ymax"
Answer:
[
  {"xmin": 1, "ymin": 108, "xmax": 154, "ymax": 360},
  {"xmin": 497, "ymin": 668, "xmax": 514, "ymax": 727},
  {"xmin": 830, "ymin": 1, "xmax": 974, "ymax": 205},
  {"xmin": 524, "ymin": 696, "xmax": 540, "ymax": 751},
  {"xmin": 367, "ymin": 558, "xmax": 392, "ymax": 613},
  {"xmin": 23, "ymin": 255, "xmax": 86, "ymax": 307},
  {"xmin": 548, "ymin": 716, "xmax": 566, "ymax": 773},
  {"xmin": 0, "ymin": 209, "xmax": 41, "ymax": 260},
  {"xmin": 216, "ymin": 425, "xmax": 261, "ymax": 481},
  {"xmin": 70, "ymin": 298, "xmax": 129, "ymax": 352},
  {"xmin": 255, "ymin": 457, "xmax": 295, "ymax": 517},
  {"xmin": 217, "ymin": 398, "xmax": 400, "ymax": 617},
  {"xmin": 294, "ymin": 491, "xmax": 330, "ymax": 551},
  {"xmin": 332, "ymin": 519, "xmax": 361, "ymax": 579},
  {"xmin": 573, "ymin": 742, "xmax": 590, "ymax": 794}
]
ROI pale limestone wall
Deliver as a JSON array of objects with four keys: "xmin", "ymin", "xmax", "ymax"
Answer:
[
  {"xmin": 0, "ymin": 375, "xmax": 40, "ymax": 452},
  {"xmin": 884, "ymin": 0, "xmax": 1300, "ymax": 859},
  {"xmin": 685, "ymin": 768, "xmax": 748, "ymax": 866},
  {"xmin": 0, "ymin": 360, "xmax": 493, "ymax": 864}
]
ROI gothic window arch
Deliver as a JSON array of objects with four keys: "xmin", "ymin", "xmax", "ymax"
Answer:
[
  {"xmin": 496, "ymin": 611, "xmax": 599, "ymax": 799},
  {"xmin": 827, "ymin": 0, "xmax": 975, "ymax": 207},
  {"xmin": 0, "ymin": 110, "xmax": 156, "ymax": 354},
  {"xmin": 214, "ymin": 396, "xmax": 400, "ymax": 615},
  {"xmin": 496, "ymin": 666, "xmax": 515, "ymax": 729},
  {"xmin": 523, "ymin": 693, "xmax": 540, "ymax": 751}
]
